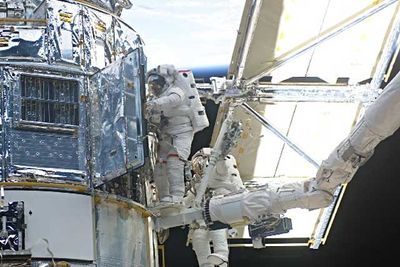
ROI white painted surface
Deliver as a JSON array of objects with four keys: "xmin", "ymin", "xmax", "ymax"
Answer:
[{"xmin": 5, "ymin": 189, "xmax": 94, "ymax": 261}]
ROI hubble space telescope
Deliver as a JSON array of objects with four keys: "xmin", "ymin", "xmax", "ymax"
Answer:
[
  {"xmin": 1, "ymin": 0, "xmax": 400, "ymax": 266},
  {"xmin": 0, "ymin": 0, "xmax": 153, "ymax": 266}
]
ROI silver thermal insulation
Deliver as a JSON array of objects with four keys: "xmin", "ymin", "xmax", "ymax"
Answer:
[
  {"xmin": 44, "ymin": 0, "xmax": 140, "ymax": 68},
  {"xmin": 0, "ymin": 68, "xmax": 87, "ymax": 182},
  {"xmin": 23, "ymin": 0, "xmax": 132, "ymax": 16},
  {"xmin": 0, "ymin": 26, "xmax": 46, "ymax": 60},
  {"xmin": 89, "ymin": 49, "xmax": 145, "ymax": 185},
  {"xmin": 1, "ymin": 0, "xmax": 142, "ymax": 71},
  {"xmin": 46, "ymin": 0, "xmax": 82, "ymax": 65},
  {"xmin": 114, "ymin": 19, "xmax": 143, "ymax": 60},
  {"xmin": 95, "ymin": 193, "xmax": 150, "ymax": 267},
  {"xmin": 79, "ymin": 0, "xmax": 132, "ymax": 15},
  {"xmin": 10, "ymin": 131, "xmax": 79, "ymax": 169},
  {"xmin": 0, "ymin": 0, "xmax": 146, "ymax": 184},
  {"xmin": 0, "ymin": 0, "xmax": 29, "ymax": 19}
]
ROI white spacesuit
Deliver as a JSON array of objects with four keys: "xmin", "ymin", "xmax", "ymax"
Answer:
[
  {"xmin": 146, "ymin": 64, "xmax": 194, "ymax": 203},
  {"xmin": 187, "ymin": 149, "xmax": 246, "ymax": 267},
  {"xmin": 207, "ymin": 70, "xmax": 400, "ymax": 225}
]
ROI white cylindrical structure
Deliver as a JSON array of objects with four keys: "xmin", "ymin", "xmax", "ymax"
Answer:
[{"xmin": 3, "ymin": 184, "xmax": 155, "ymax": 266}]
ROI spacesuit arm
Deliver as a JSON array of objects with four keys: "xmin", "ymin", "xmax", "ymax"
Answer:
[
  {"xmin": 183, "ymin": 188, "xmax": 196, "ymax": 207},
  {"xmin": 149, "ymin": 86, "xmax": 185, "ymax": 111},
  {"xmin": 210, "ymin": 181, "xmax": 245, "ymax": 193}
]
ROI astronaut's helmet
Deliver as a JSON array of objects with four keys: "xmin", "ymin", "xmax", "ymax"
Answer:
[
  {"xmin": 146, "ymin": 64, "xmax": 179, "ymax": 96},
  {"xmin": 191, "ymin": 148, "xmax": 239, "ymax": 176},
  {"xmin": 215, "ymin": 154, "xmax": 238, "ymax": 177},
  {"xmin": 146, "ymin": 72, "xmax": 166, "ymax": 96}
]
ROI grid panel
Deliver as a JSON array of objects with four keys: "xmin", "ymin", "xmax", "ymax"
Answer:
[{"xmin": 20, "ymin": 75, "xmax": 79, "ymax": 125}]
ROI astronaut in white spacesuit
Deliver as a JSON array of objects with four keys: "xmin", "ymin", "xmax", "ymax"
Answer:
[
  {"xmin": 146, "ymin": 64, "xmax": 194, "ymax": 204},
  {"xmin": 186, "ymin": 148, "xmax": 246, "ymax": 267}
]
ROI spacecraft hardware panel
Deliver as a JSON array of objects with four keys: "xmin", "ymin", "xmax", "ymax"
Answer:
[{"xmin": 0, "ymin": 1, "xmax": 156, "ymax": 266}]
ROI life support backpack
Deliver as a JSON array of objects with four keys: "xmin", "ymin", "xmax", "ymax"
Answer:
[
  {"xmin": 151, "ymin": 65, "xmax": 210, "ymax": 133},
  {"xmin": 177, "ymin": 69, "xmax": 210, "ymax": 133}
]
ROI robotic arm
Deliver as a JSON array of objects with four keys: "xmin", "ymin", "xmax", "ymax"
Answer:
[{"xmin": 207, "ymin": 71, "xmax": 400, "ymax": 226}]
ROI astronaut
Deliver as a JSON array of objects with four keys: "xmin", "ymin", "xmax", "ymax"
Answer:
[
  {"xmin": 186, "ymin": 148, "xmax": 246, "ymax": 267},
  {"xmin": 205, "ymin": 70, "xmax": 400, "ymax": 226},
  {"xmin": 146, "ymin": 64, "xmax": 194, "ymax": 204}
]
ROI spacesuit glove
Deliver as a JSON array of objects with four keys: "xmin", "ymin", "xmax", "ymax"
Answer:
[
  {"xmin": 145, "ymin": 101, "xmax": 154, "ymax": 111},
  {"xmin": 145, "ymin": 100, "xmax": 161, "ymax": 114},
  {"xmin": 144, "ymin": 102, "xmax": 160, "ymax": 123}
]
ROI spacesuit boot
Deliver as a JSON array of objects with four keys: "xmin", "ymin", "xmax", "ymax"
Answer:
[
  {"xmin": 192, "ymin": 228, "xmax": 213, "ymax": 267},
  {"xmin": 207, "ymin": 229, "xmax": 229, "ymax": 267},
  {"xmin": 207, "ymin": 253, "xmax": 228, "ymax": 267},
  {"xmin": 166, "ymin": 155, "xmax": 185, "ymax": 203}
]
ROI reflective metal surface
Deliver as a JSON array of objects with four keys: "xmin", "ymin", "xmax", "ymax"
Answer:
[
  {"xmin": 89, "ymin": 49, "xmax": 145, "ymax": 185},
  {"xmin": 95, "ymin": 192, "xmax": 151, "ymax": 267},
  {"xmin": 0, "ymin": 0, "xmax": 146, "ymax": 185},
  {"xmin": 0, "ymin": 1, "xmax": 151, "ymax": 265}
]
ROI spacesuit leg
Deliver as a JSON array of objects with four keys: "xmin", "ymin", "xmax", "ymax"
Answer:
[
  {"xmin": 153, "ymin": 162, "xmax": 169, "ymax": 201},
  {"xmin": 154, "ymin": 137, "xmax": 170, "ymax": 202},
  {"xmin": 208, "ymin": 229, "xmax": 229, "ymax": 267},
  {"xmin": 192, "ymin": 228, "xmax": 213, "ymax": 267},
  {"xmin": 166, "ymin": 154, "xmax": 185, "ymax": 201},
  {"xmin": 166, "ymin": 131, "xmax": 193, "ymax": 201}
]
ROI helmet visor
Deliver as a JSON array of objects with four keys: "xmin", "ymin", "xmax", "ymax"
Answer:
[{"xmin": 147, "ymin": 74, "xmax": 165, "ymax": 95}]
